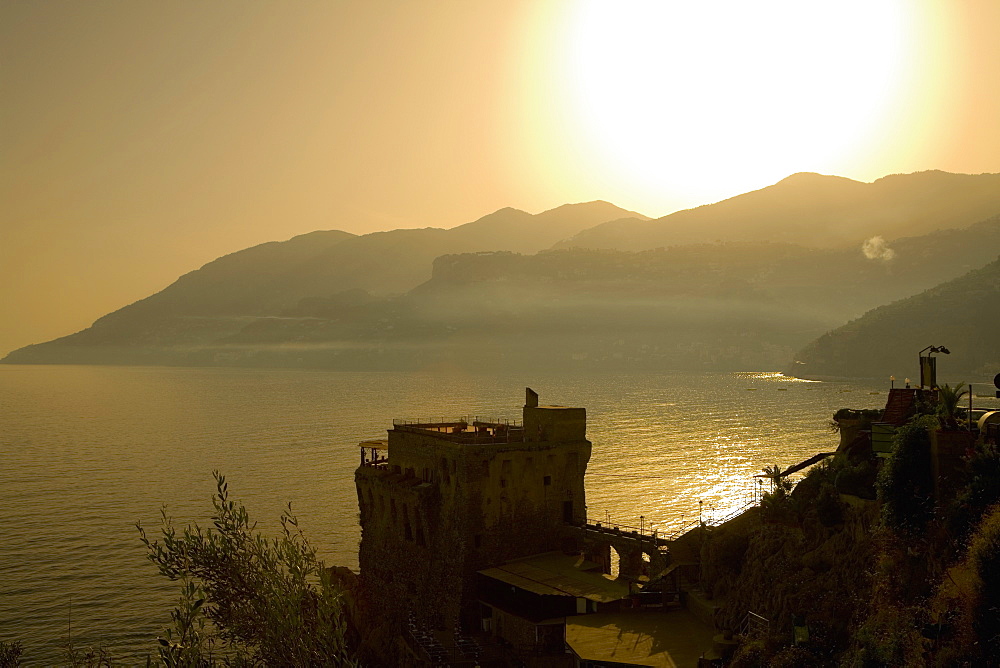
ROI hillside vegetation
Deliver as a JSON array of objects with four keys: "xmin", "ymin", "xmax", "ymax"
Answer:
[
  {"xmin": 697, "ymin": 398, "xmax": 1000, "ymax": 666},
  {"xmin": 791, "ymin": 254, "xmax": 1000, "ymax": 379}
]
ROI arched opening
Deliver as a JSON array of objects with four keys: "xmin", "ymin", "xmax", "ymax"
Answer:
[
  {"xmin": 609, "ymin": 545, "xmax": 621, "ymax": 579},
  {"xmin": 641, "ymin": 551, "xmax": 652, "ymax": 577}
]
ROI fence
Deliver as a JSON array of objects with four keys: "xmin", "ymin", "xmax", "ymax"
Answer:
[{"xmin": 739, "ymin": 610, "xmax": 770, "ymax": 638}]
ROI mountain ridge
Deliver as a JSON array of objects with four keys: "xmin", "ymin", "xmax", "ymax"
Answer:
[
  {"xmin": 6, "ymin": 171, "xmax": 1000, "ymax": 372},
  {"xmin": 553, "ymin": 170, "xmax": 1000, "ymax": 251}
]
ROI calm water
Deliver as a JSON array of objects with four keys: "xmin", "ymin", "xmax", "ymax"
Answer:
[{"xmin": 0, "ymin": 364, "xmax": 892, "ymax": 664}]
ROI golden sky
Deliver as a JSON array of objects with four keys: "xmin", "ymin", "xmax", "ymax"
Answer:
[{"xmin": 2, "ymin": 0, "xmax": 999, "ymax": 356}]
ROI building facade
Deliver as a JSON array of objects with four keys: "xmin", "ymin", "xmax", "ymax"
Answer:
[{"xmin": 355, "ymin": 388, "xmax": 592, "ymax": 630}]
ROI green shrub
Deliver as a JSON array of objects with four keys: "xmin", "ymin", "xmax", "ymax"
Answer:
[
  {"xmin": 845, "ymin": 605, "xmax": 923, "ymax": 667},
  {"xmin": 0, "ymin": 641, "xmax": 22, "ymax": 668},
  {"xmin": 815, "ymin": 483, "xmax": 844, "ymax": 527},
  {"xmin": 970, "ymin": 504, "xmax": 1000, "ymax": 658},
  {"xmin": 138, "ymin": 472, "xmax": 355, "ymax": 666},
  {"xmin": 835, "ymin": 457, "xmax": 878, "ymax": 499},
  {"xmin": 769, "ymin": 645, "xmax": 816, "ymax": 668},
  {"xmin": 833, "ymin": 408, "xmax": 882, "ymax": 427},
  {"xmin": 966, "ymin": 442, "xmax": 1000, "ymax": 513},
  {"xmin": 877, "ymin": 416, "xmax": 936, "ymax": 534}
]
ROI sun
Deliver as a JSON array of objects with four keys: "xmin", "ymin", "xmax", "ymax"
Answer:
[{"xmin": 511, "ymin": 0, "xmax": 945, "ymax": 214}]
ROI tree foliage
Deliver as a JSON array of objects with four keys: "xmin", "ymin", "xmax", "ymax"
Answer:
[
  {"xmin": 877, "ymin": 415, "xmax": 937, "ymax": 535},
  {"xmin": 137, "ymin": 472, "xmax": 355, "ymax": 666},
  {"xmin": 971, "ymin": 504, "xmax": 1000, "ymax": 658},
  {"xmin": 0, "ymin": 641, "xmax": 22, "ymax": 668},
  {"xmin": 936, "ymin": 382, "xmax": 968, "ymax": 429}
]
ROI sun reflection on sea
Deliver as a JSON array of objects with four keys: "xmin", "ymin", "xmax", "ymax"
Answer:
[{"xmin": 582, "ymin": 370, "xmax": 882, "ymax": 536}]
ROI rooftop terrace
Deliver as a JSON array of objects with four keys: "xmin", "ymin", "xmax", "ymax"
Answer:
[{"xmin": 391, "ymin": 418, "xmax": 525, "ymax": 444}]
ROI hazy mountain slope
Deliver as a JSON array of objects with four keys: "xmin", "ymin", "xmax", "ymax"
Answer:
[
  {"xmin": 744, "ymin": 213, "xmax": 1000, "ymax": 317},
  {"xmin": 202, "ymin": 213, "xmax": 1000, "ymax": 372},
  {"xmin": 790, "ymin": 257, "xmax": 1000, "ymax": 379},
  {"xmin": 1, "ymin": 202, "xmax": 641, "ymax": 364},
  {"xmin": 120, "ymin": 229, "xmax": 359, "ymax": 318},
  {"xmin": 447, "ymin": 201, "xmax": 650, "ymax": 253},
  {"xmin": 8, "ymin": 186, "xmax": 1000, "ymax": 371},
  {"xmin": 205, "ymin": 244, "xmax": 834, "ymax": 372},
  {"xmin": 555, "ymin": 171, "xmax": 1000, "ymax": 251},
  {"xmin": 267, "ymin": 202, "xmax": 643, "ymax": 299},
  {"xmin": 9, "ymin": 212, "xmax": 1000, "ymax": 370}
]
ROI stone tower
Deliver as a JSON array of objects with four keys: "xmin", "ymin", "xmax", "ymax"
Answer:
[{"xmin": 355, "ymin": 388, "xmax": 591, "ymax": 629}]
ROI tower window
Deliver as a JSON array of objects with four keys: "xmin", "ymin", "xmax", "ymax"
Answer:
[{"xmin": 543, "ymin": 475, "xmax": 552, "ymax": 486}]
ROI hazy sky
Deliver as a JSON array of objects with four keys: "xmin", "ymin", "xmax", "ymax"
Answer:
[{"xmin": 2, "ymin": 0, "xmax": 999, "ymax": 356}]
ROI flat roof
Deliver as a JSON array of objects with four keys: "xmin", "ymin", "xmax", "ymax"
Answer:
[
  {"xmin": 479, "ymin": 552, "xmax": 629, "ymax": 603},
  {"xmin": 565, "ymin": 609, "xmax": 715, "ymax": 667}
]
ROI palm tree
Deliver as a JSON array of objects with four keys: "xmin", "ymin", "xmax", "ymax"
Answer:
[
  {"xmin": 936, "ymin": 382, "xmax": 968, "ymax": 430},
  {"xmin": 761, "ymin": 464, "xmax": 791, "ymax": 494}
]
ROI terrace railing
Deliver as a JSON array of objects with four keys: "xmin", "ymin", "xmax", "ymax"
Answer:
[{"xmin": 392, "ymin": 417, "xmax": 524, "ymax": 444}]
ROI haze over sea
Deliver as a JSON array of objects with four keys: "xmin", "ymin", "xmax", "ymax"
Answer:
[{"xmin": 0, "ymin": 364, "xmax": 896, "ymax": 664}]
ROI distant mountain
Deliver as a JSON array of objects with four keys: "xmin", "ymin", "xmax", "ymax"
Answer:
[
  {"xmin": 166, "ymin": 244, "xmax": 836, "ymax": 372},
  {"xmin": 448, "ymin": 201, "xmax": 649, "ymax": 252},
  {"xmin": 8, "ymin": 177, "xmax": 1000, "ymax": 372},
  {"xmin": 264, "ymin": 202, "xmax": 647, "ymax": 300},
  {"xmin": 15, "ymin": 211, "xmax": 999, "ymax": 371},
  {"xmin": 554, "ymin": 171, "xmax": 1000, "ymax": 251},
  {"xmin": 789, "ymin": 256, "xmax": 1000, "ymax": 380},
  {"xmin": 1, "ymin": 201, "xmax": 643, "ymax": 365}
]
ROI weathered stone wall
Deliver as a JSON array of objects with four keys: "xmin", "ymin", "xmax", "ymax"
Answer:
[
  {"xmin": 356, "ymin": 406, "xmax": 592, "ymax": 631},
  {"xmin": 356, "ymin": 466, "xmax": 462, "ymax": 629}
]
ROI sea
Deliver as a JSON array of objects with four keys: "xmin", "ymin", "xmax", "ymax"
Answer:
[{"xmin": 0, "ymin": 364, "xmax": 910, "ymax": 664}]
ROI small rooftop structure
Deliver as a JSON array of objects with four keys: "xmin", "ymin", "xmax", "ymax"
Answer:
[{"xmin": 880, "ymin": 387, "xmax": 937, "ymax": 426}]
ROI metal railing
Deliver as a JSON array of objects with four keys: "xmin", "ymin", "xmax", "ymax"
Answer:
[
  {"xmin": 589, "ymin": 497, "xmax": 762, "ymax": 545},
  {"xmin": 392, "ymin": 416, "xmax": 522, "ymax": 429},
  {"xmin": 739, "ymin": 610, "xmax": 770, "ymax": 638},
  {"xmin": 583, "ymin": 519, "xmax": 668, "ymax": 545},
  {"xmin": 392, "ymin": 417, "xmax": 525, "ymax": 444}
]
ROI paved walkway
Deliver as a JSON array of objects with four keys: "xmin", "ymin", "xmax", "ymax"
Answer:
[{"xmin": 565, "ymin": 607, "xmax": 716, "ymax": 667}]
